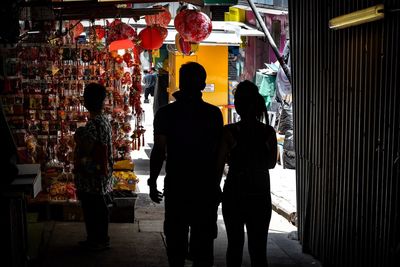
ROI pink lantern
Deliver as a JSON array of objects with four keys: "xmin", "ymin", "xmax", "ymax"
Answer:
[
  {"xmin": 138, "ymin": 26, "xmax": 164, "ymax": 50},
  {"xmin": 108, "ymin": 22, "xmax": 137, "ymax": 44},
  {"xmin": 145, "ymin": 6, "xmax": 172, "ymax": 28},
  {"xmin": 174, "ymin": 10, "xmax": 212, "ymax": 43}
]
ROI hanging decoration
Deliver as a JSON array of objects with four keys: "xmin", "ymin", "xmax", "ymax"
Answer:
[
  {"xmin": 94, "ymin": 25, "xmax": 105, "ymax": 40},
  {"xmin": 138, "ymin": 26, "xmax": 165, "ymax": 50},
  {"xmin": 107, "ymin": 20, "xmax": 137, "ymax": 44},
  {"xmin": 174, "ymin": 9, "xmax": 212, "ymax": 43},
  {"xmin": 175, "ymin": 33, "xmax": 199, "ymax": 56},
  {"xmin": 145, "ymin": 6, "xmax": 172, "ymax": 28}
]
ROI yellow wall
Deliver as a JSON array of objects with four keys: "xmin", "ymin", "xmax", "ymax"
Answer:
[{"xmin": 168, "ymin": 45, "xmax": 229, "ymax": 123}]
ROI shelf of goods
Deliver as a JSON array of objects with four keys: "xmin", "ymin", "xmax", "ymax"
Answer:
[{"xmin": 1, "ymin": 22, "xmax": 145, "ymax": 214}]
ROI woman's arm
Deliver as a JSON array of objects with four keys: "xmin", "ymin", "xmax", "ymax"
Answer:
[{"xmin": 265, "ymin": 125, "xmax": 278, "ymax": 169}]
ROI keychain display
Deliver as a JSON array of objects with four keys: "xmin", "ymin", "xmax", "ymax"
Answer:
[{"xmin": 1, "ymin": 19, "xmax": 144, "ymax": 201}]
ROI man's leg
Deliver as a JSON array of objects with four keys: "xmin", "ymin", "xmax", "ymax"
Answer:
[
  {"xmin": 164, "ymin": 197, "xmax": 189, "ymax": 267},
  {"xmin": 189, "ymin": 202, "xmax": 218, "ymax": 267}
]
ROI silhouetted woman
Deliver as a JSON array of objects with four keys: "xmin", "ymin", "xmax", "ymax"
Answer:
[
  {"xmin": 216, "ymin": 80, "xmax": 277, "ymax": 267},
  {"xmin": 74, "ymin": 83, "xmax": 113, "ymax": 251}
]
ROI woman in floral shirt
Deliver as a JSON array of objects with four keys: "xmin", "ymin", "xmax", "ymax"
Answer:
[{"xmin": 74, "ymin": 83, "xmax": 113, "ymax": 251}]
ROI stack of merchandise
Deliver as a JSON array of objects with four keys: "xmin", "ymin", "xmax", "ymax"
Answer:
[{"xmin": 112, "ymin": 159, "xmax": 138, "ymax": 192}]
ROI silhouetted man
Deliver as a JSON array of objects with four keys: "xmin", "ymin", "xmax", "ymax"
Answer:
[{"xmin": 148, "ymin": 62, "xmax": 223, "ymax": 267}]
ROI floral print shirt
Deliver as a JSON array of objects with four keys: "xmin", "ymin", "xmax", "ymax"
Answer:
[{"xmin": 74, "ymin": 114, "xmax": 114, "ymax": 194}]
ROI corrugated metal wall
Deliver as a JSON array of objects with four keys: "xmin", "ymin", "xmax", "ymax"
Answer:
[{"xmin": 288, "ymin": 0, "xmax": 400, "ymax": 266}]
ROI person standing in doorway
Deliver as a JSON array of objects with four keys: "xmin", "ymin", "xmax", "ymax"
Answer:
[
  {"xmin": 143, "ymin": 67, "xmax": 157, "ymax": 103},
  {"xmin": 74, "ymin": 83, "xmax": 114, "ymax": 251},
  {"xmin": 148, "ymin": 62, "xmax": 223, "ymax": 267},
  {"xmin": 216, "ymin": 80, "xmax": 277, "ymax": 267}
]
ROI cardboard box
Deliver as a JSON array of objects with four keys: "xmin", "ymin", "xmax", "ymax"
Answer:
[{"xmin": 11, "ymin": 164, "xmax": 42, "ymax": 198}]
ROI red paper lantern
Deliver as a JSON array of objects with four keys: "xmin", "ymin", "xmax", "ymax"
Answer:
[
  {"xmin": 138, "ymin": 26, "xmax": 164, "ymax": 50},
  {"xmin": 174, "ymin": 10, "xmax": 212, "ymax": 43},
  {"xmin": 145, "ymin": 6, "xmax": 171, "ymax": 28}
]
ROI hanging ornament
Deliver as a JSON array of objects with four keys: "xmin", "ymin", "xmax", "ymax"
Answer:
[
  {"xmin": 145, "ymin": 6, "xmax": 172, "ymax": 28},
  {"xmin": 110, "ymin": 50, "xmax": 118, "ymax": 58},
  {"xmin": 174, "ymin": 9, "xmax": 212, "ymax": 43},
  {"xmin": 70, "ymin": 21, "xmax": 84, "ymax": 39},
  {"xmin": 138, "ymin": 26, "xmax": 164, "ymax": 50},
  {"xmin": 123, "ymin": 51, "xmax": 132, "ymax": 64},
  {"xmin": 115, "ymin": 55, "xmax": 124, "ymax": 64},
  {"xmin": 175, "ymin": 33, "xmax": 199, "ymax": 56}
]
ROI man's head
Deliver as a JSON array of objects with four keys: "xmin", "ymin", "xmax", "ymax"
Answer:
[
  {"xmin": 83, "ymin": 83, "xmax": 106, "ymax": 112},
  {"xmin": 179, "ymin": 62, "xmax": 207, "ymax": 92}
]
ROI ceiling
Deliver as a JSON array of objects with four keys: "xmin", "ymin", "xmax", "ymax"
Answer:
[{"xmin": 19, "ymin": 0, "xmax": 204, "ymax": 21}]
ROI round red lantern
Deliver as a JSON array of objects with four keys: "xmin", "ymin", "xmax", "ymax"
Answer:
[
  {"xmin": 138, "ymin": 26, "xmax": 164, "ymax": 50},
  {"xmin": 145, "ymin": 6, "xmax": 171, "ymax": 28},
  {"xmin": 174, "ymin": 10, "xmax": 212, "ymax": 43}
]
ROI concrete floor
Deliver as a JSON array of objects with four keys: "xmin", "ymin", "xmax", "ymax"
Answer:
[{"xmin": 30, "ymin": 193, "xmax": 320, "ymax": 267}]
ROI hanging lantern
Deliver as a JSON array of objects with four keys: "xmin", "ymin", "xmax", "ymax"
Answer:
[
  {"xmin": 145, "ymin": 6, "xmax": 171, "ymax": 28},
  {"xmin": 175, "ymin": 33, "xmax": 199, "ymax": 56},
  {"xmin": 174, "ymin": 10, "xmax": 212, "ymax": 43},
  {"xmin": 138, "ymin": 26, "xmax": 164, "ymax": 50},
  {"xmin": 108, "ymin": 22, "xmax": 137, "ymax": 44},
  {"xmin": 109, "ymin": 39, "xmax": 135, "ymax": 51}
]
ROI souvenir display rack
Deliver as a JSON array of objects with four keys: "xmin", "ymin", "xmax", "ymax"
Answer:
[{"xmin": 1, "ymin": 21, "xmax": 144, "ymax": 205}]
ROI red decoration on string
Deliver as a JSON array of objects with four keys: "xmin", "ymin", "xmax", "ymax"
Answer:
[
  {"xmin": 70, "ymin": 21, "xmax": 84, "ymax": 38},
  {"xmin": 94, "ymin": 25, "xmax": 105, "ymax": 39},
  {"xmin": 174, "ymin": 9, "xmax": 212, "ymax": 43}
]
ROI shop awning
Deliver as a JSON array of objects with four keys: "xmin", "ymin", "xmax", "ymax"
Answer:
[
  {"xmin": 129, "ymin": 20, "xmax": 264, "ymax": 46},
  {"xmin": 82, "ymin": 19, "xmax": 264, "ymax": 46}
]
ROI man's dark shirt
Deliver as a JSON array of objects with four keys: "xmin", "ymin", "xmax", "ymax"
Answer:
[{"xmin": 153, "ymin": 95, "xmax": 223, "ymax": 199}]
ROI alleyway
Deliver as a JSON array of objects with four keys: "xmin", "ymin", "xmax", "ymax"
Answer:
[{"xmin": 30, "ymin": 97, "xmax": 320, "ymax": 267}]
